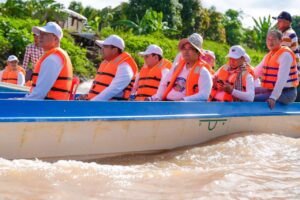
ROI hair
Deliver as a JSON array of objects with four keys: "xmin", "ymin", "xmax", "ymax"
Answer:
[
  {"xmin": 151, "ymin": 53, "xmax": 163, "ymax": 61},
  {"xmin": 267, "ymin": 29, "xmax": 283, "ymax": 40}
]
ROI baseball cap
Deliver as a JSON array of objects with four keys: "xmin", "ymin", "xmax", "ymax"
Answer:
[
  {"xmin": 272, "ymin": 11, "xmax": 292, "ymax": 22},
  {"xmin": 7, "ymin": 55, "xmax": 18, "ymax": 62},
  {"xmin": 139, "ymin": 45, "xmax": 163, "ymax": 56},
  {"xmin": 32, "ymin": 22, "xmax": 63, "ymax": 40},
  {"xmin": 179, "ymin": 33, "xmax": 204, "ymax": 54},
  {"xmin": 226, "ymin": 45, "xmax": 246, "ymax": 59},
  {"xmin": 95, "ymin": 35, "xmax": 125, "ymax": 51},
  {"xmin": 204, "ymin": 50, "xmax": 216, "ymax": 60}
]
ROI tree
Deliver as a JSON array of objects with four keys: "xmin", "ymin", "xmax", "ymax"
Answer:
[
  {"xmin": 223, "ymin": 9, "xmax": 244, "ymax": 45},
  {"xmin": 113, "ymin": 8, "xmax": 176, "ymax": 35},
  {"xmin": 68, "ymin": 1, "xmax": 84, "ymax": 14},
  {"xmin": 252, "ymin": 15, "xmax": 272, "ymax": 51},
  {"xmin": 292, "ymin": 16, "xmax": 300, "ymax": 39},
  {"xmin": 203, "ymin": 7, "xmax": 226, "ymax": 43},
  {"xmin": 125, "ymin": 0, "xmax": 182, "ymax": 29}
]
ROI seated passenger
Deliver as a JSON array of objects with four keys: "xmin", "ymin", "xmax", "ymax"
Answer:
[
  {"xmin": 0, "ymin": 55, "xmax": 25, "ymax": 86},
  {"xmin": 201, "ymin": 50, "xmax": 216, "ymax": 73},
  {"xmin": 254, "ymin": 30, "xmax": 299, "ymax": 109},
  {"xmin": 210, "ymin": 45, "xmax": 255, "ymax": 102},
  {"xmin": 78, "ymin": 35, "xmax": 138, "ymax": 101},
  {"xmin": 23, "ymin": 22, "xmax": 73, "ymax": 100},
  {"xmin": 152, "ymin": 33, "xmax": 213, "ymax": 101},
  {"xmin": 131, "ymin": 44, "xmax": 171, "ymax": 101}
]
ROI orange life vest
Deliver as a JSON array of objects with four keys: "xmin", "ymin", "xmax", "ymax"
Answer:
[
  {"xmin": 162, "ymin": 59, "xmax": 209, "ymax": 100},
  {"xmin": 31, "ymin": 48, "xmax": 73, "ymax": 100},
  {"xmin": 209, "ymin": 64, "xmax": 250, "ymax": 102},
  {"xmin": 135, "ymin": 59, "xmax": 171, "ymax": 101},
  {"xmin": 178, "ymin": 54, "xmax": 214, "ymax": 75},
  {"xmin": 262, "ymin": 46, "xmax": 298, "ymax": 89},
  {"xmin": 1, "ymin": 65, "xmax": 24, "ymax": 85},
  {"xmin": 87, "ymin": 52, "xmax": 138, "ymax": 100}
]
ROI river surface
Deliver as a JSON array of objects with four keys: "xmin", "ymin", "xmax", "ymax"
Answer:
[{"xmin": 0, "ymin": 133, "xmax": 299, "ymax": 199}]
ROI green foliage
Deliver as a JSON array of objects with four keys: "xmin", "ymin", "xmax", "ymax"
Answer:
[
  {"xmin": 252, "ymin": 15, "xmax": 272, "ymax": 51},
  {"xmin": 61, "ymin": 32, "xmax": 96, "ymax": 78},
  {"xmin": 113, "ymin": 8, "xmax": 178, "ymax": 36},
  {"xmin": 292, "ymin": 16, "xmax": 300, "ymax": 38},
  {"xmin": 223, "ymin": 9, "xmax": 244, "ymax": 46}
]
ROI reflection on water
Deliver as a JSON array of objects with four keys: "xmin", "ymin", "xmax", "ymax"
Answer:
[{"xmin": 0, "ymin": 133, "xmax": 299, "ymax": 199}]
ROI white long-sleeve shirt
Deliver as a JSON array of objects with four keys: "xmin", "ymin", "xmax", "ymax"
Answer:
[
  {"xmin": 91, "ymin": 62, "xmax": 133, "ymax": 101},
  {"xmin": 131, "ymin": 68, "xmax": 169, "ymax": 94},
  {"xmin": 213, "ymin": 67, "xmax": 255, "ymax": 102},
  {"xmin": 0, "ymin": 70, "xmax": 25, "ymax": 86},
  {"xmin": 254, "ymin": 52, "xmax": 294, "ymax": 100},
  {"xmin": 23, "ymin": 54, "xmax": 63, "ymax": 100},
  {"xmin": 154, "ymin": 64, "xmax": 212, "ymax": 101}
]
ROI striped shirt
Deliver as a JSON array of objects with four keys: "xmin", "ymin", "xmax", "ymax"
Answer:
[
  {"xmin": 22, "ymin": 44, "xmax": 44, "ymax": 69},
  {"xmin": 281, "ymin": 27, "xmax": 300, "ymax": 69}
]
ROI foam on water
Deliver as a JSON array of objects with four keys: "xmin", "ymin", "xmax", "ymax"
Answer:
[{"xmin": 0, "ymin": 133, "xmax": 299, "ymax": 199}]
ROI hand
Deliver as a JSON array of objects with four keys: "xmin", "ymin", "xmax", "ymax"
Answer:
[
  {"xmin": 266, "ymin": 98, "xmax": 276, "ymax": 109},
  {"xmin": 222, "ymin": 83, "xmax": 233, "ymax": 94},
  {"xmin": 76, "ymin": 94, "xmax": 88, "ymax": 100}
]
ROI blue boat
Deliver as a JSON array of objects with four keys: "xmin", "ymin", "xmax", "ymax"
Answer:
[
  {"xmin": 0, "ymin": 82, "xmax": 29, "ymax": 93},
  {"xmin": 0, "ymin": 93, "xmax": 299, "ymax": 161}
]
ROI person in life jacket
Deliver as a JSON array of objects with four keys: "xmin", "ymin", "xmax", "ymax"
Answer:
[
  {"xmin": 244, "ymin": 53, "xmax": 261, "ymax": 87},
  {"xmin": 210, "ymin": 45, "xmax": 255, "ymax": 102},
  {"xmin": 131, "ymin": 44, "xmax": 171, "ymax": 101},
  {"xmin": 0, "ymin": 55, "xmax": 25, "ymax": 86},
  {"xmin": 77, "ymin": 35, "xmax": 137, "ymax": 101},
  {"xmin": 23, "ymin": 22, "xmax": 73, "ymax": 100},
  {"xmin": 200, "ymin": 50, "xmax": 216, "ymax": 73},
  {"xmin": 151, "ymin": 33, "xmax": 212, "ymax": 101},
  {"xmin": 254, "ymin": 30, "xmax": 299, "ymax": 109}
]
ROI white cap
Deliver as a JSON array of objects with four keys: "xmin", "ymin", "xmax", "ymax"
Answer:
[
  {"xmin": 32, "ymin": 22, "xmax": 63, "ymax": 40},
  {"xmin": 179, "ymin": 33, "xmax": 204, "ymax": 54},
  {"xmin": 226, "ymin": 45, "xmax": 246, "ymax": 59},
  {"xmin": 7, "ymin": 55, "xmax": 18, "ymax": 62},
  {"xmin": 95, "ymin": 35, "xmax": 125, "ymax": 51},
  {"xmin": 139, "ymin": 45, "xmax": 163, "ymax": 56},
  {"xmin": 204, "ymin": 50, "xmax": 215, "ymax": 59},
  {"xmin": 245, "ymin": 53, "xmax": 251, "ymax": 63}
]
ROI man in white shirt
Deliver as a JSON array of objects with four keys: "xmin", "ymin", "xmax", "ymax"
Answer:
[
  {"xmin": 210, "ymin": 45, "xmax": 255, "ymax": 102},
  {"xmin": 23, "ymin": 22, "xmax": 73, "ymax": 100},
  {"xmin": 153, "ymin": 33, "xmax": 212, "ymax": 101},
  {"xmin": 131, "ymin": 44, "xmax": 171, "ymax": 101},
  {"xmin": 0, "ymin": 55, "xmax": 25, "ymax": 86},
  {"xmin": 254, "ymin": 30, "xmax": 298, "ymax": 109},
  {"xmin": 77, "ymin": 35, "xmax": 137, "ymax": 101}
]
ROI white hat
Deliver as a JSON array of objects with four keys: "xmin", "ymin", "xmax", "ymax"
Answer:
[
  {"xmin": 139, "ymin": 45, "xmax": 163, "ymax": 56},
  {"xmin": 204, "ymin": 50, "xmax": 216, "ymax": 59},
  {"xmin": 95, "ymin": 35, "xmax": 125, "ymax": 51},
  {"xmin": 32, "ymin": 22, "xmax": 63, "ymax": 40},
  {"xmin": 179, "ymin": 33, "xmax": 204, "ymax": 54},
  {"xmin": 226, "ymin": 45, "xmax": 246, "ymax": 59},
  {"xmin": 7, "ymin": 55, "xmax": 18, "ymax": 62},
  {"xmin": 245, "ymin": 53, "xmax": 251, "ymax": 63}
]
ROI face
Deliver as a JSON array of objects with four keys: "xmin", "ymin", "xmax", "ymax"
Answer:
[
  {"xmin": 39, "ymin": 31, "xmax": 58, "ymax": 51},
  {"xmin": 33, "ymin": 34, "xmax": 39, "ymax": 45},
  {"xmin": 266, "ymin": 34, "xmax": 281, "ymax": 51},
  {"xmin": 229, "ymin": 57, "xmax": 244, "ymax": 69},
  {"xmin": 180, "ymin": 43, "xmax": 199, "ymax": 63},
  {"xmin": 102, "ymin": 45, "xmax": 119, "ymax": 61},
  {"xmin": 7, "ymin": 60, "xmax": 18, "ymax": 69},
  {"xmin": 144, "ymin": 54, "xmax": 159, "ymax": 67},
  {"xmin": 277, "ymin": 19, "xmax": 290, "ymax": 31}
]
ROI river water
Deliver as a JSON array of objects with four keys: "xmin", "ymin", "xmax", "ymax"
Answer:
[{"xmin": 0, "ymin": 133, "xmax": 299, "ymax": 199}]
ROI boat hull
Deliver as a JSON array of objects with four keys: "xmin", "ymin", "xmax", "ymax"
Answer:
[{"xmin": 0, "ymin": 115, "xmax": 299, "ymax": 161}]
